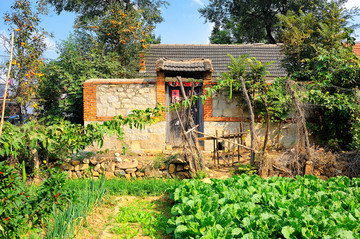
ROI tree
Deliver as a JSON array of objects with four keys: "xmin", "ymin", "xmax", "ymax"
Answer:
[
  {"xmin": 279, "ymin": 2, "xmax": 360, "ymax": 150},
  {"xmin": 3, "ymin": 0, "xmax": 51, "ymax": 123},
  {"xmin": 199, "ymin": 0, "xmax": 357, "ymax": 44},
  {"xmin": 39, "ymin": 1, "xmax": 164, "ymax": 123},
  {"xmin": 46, "ymin": 0, "xmax": 168, "ymax": 25}
]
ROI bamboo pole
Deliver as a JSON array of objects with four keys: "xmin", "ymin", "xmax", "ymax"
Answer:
[
  {"xmin": 0, "ymin": 33, "xmax": 14, "ymax": 139},
  {"xmin": 192, "ymin": 130, "xmax": 255, "ymax": 151}
]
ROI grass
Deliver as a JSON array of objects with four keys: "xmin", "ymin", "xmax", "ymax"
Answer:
[
  {"xmin": 45, "ymin": 176, "xmax": 107, "ymax": 239},
  {"xmin": 109, "ymin": 197, "xmax": 172, "ymax": 239}
]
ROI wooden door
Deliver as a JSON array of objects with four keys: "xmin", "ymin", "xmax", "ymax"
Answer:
[{"xmin": 165, "ymin": 82, "xmax": 203, "ymax": 147}]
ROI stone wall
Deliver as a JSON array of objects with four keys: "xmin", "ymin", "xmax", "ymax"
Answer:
[
  {"xmin": 212, "ymin": 91, "xmax": 246, "ymax": 118},
  {"xmin": 203, "ymin": 121, "xmax": 298, "ymax": 152},
  {"xmin": 96, "ymin": 83, "xmax": 156, "ymax": 117}
]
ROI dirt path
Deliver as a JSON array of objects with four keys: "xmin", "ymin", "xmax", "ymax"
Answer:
[{"xmin": 76, "ymin": 196, "xmax": 171, "ymax": 239}]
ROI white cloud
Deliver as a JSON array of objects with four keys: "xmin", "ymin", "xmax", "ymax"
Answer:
[
  {"xmin": 345, "ymin": 0, "xmax": 360, "ymax": 9},
  {"xmin": 192, "ymin": 0, "xmax": 204, "ymax": 6}
]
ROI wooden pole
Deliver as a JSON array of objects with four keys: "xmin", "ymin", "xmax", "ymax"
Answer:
[
  {"xmin": 0, "ymin": 33, "xmax": 14, "ymax": 139},
  {"xmin": 239, "ymin": 76, "xmax": 256, "ymax": 163},
  {"xmin": 192, "ymin": 130, "xmax": 255, "ymax": 151}
]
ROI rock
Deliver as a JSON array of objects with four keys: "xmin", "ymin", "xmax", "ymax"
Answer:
[
  {"xmin": 184, "ymin": 165, "xmax": 190, "ymax": 171},
  {"xmin": 64, "ymin": 158, "xmax": 71, "ymax": 163},
  {"xmin": 79, "ymin": 164, "xmax": 89, "ymax": 171},
  {"xmin": 131, "ymin": 173, "xmax": 137, "ymax": 178},
  {"xmin": 125, "ymin": 168, "xmax": 137, "ymax": 174},
  {"xmin": 94, "ymin": 164, "xmax": 101, "ymax": 172},
  {"xmin": 137, "ymin": 163, "xmax": 144, "ymax": 170},
  {"xmin": 74, "ymin": 165, "xmax": 80, "ymax": 171},
  {"xmin": 125, "ymin": 174, "xmax": 132, "ymax": 180},
  {"xmin": 165, "ymin": 145, "xmax": 173, "ymax": 150},
  {"xmin": 105, "ymin": 172, "xmax": 114, "ymax": 179},
  {"xmin": 92, "ymin": 171, "xmax": 99, "ymax": 177},
  {"xmin": 60, "ymin": 163, "xmax": 73, "ymax": 171},
  {"xmin": 72, "ymin": 172, "xmax": 78, "ymax": 179},
  {"xmin": 136, "ymin": 172, "xmax": 145, "ymax": 177},
  {"xmin": 115, "ymin": 152, "xmax": 121, "ymax": 157},
  {"xmin": 71, "ymin": 160, "xmax": 81, "ymax": 165},
  {"xmin": 110, "ymin": 162, "xmax": 116, "ymax": 172},
  {"xmin": 144, "ymin": 168, "xmax": 151, "ymax": 177},
  {"xmin": 176, "ymin": 164, "xmax": 184, "ymax": 172},
  {"xmin": 201, "ymin": 178, "xmax": 212, "ymax": 184},
  {"xmin": 159, "ymin": 164, "xmax": 167, "ymax": 171},
  {"xmin": 90, "ymin": 157, "xmax": 98, "ymax": 165},
  {"xmin": 101, "ymin": 162, "xmax": 106, "ymax": 170},
  {"xmin": 115, "ymin": 170, "xmax": 126, "ymax": 177},
  {"xmin": 75, "ymin": 171, "xmax": 82, "ymax": 178},
  {"xmin": 116, "ymin": 160, "xmax": 138, "ymax": 169},
  {"xmin": 82, "ymin": 159, "xmax": 90, "ymax": 164},
  {"xmin": 168, "ymin": 164, "xmax": 176, "ymax": 174},
  {"xmin": 67, "ymin": 170, "xmax": 72, "ymax": 178},
  {"xmin": 176, "ymin": 171, "xmax": 190, "ymax": 180},
  {"xmin": 115, "ymin": 157, "xmax": 122, "ymax": 162},
  {"xmin": 170, "ymin": 158, "xmax": 185, "ymax": 164},
  {"xmin": 319, "ymin": 175, "xmax": 329, "ymax": 181}
]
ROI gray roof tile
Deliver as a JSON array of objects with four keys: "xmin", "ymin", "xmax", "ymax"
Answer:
[{"xmin": 139, "ymin": 44, "xmax": 286, "ymax": 77}]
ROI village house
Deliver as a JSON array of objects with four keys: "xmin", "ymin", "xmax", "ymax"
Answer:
[{"xmin": 83, "ymin": 43, "xmax": 293, "ymax": 153}]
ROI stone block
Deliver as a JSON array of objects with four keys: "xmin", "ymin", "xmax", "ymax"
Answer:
[
  {"xmin": 105, "ymin": 172, "xmax": 114, "ymax": 179},
  {"xmin": 135, "ymin": 172, "xmax": 145, "ymax": 177},
  {"xmin": 176, "ymin": 171, "xmax": 190, "ymax": 180},
  {"xmin": 94, "ymin": 164, "xmax": 101, "ymax": 172},
  {"xmin": 184, "ymin": 165, "xmax": 190, "ymax": 171},
  {"xmin": 75, "ymin": 171, "xmax": 82, "ymax": 178},
  {"xmin": 74, "ymin": 165, "xmax": 80, "ymax": 171},
  {"xmin": 125, "ymin": 168, "xmax": 137, "ymax": 174},
  {"xmin": 92, "ymin": 171, "xmax": 99, "ymax": 177},
  {"xmin": 131, "ymin": 173, "xmax": 137, "ymax": 178},
  {"xmin": 176, "ymin": 164, "xmax": 184, "ymax": 172},
  {"xmin": 72, "ymin": 172, "xmax": 78, "ymax": 179},
  {"xmin": 82, "ymin": 159, "xmax": 90, "ymax": 164},
  {"xmin": 168, "ymin": 164, "xmax": 176, "ymax": 174},
  {"xmin": 90, "ymin": 157, "xmax": 98, "ymax": 165},
  {"xmin": 79, "ymin": 164, "xmax": 89, "ymax": 171},
  {"xmin": 116, "ymin": 160, "xmax": 138, "ymax": 169},
  {"xmin": 71, "ymin": 160, "xmax": 81, "ymax": 165},
  {"xmin": 60, "ymin": 163, "xmax": 73, "ymax": 171},
  {"xmin": 115, "ymin": 170, "xmax": 126, "ymax": 177},
  {"xmin": 125, "ymin": 174, "xmax": 132, "ymax": 180}
]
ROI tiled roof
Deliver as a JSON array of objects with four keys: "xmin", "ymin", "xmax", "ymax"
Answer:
[
  {"xmin": 155, "ymin": 58, "xmax": 213, "ymax": 72},
  {"xmin": 139, "ymin": 44, "xmax": 287, "ymax": 77}
]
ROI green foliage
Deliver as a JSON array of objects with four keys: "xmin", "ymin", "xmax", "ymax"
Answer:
[
  {"xmin": 0, "ymin": 162, "xmax": 30, "ymax": 238},
  {"xmin": 168, "ymin": 175, "xmax": 360, "ymax": 238},
  {"xmin": 45, "ymin": 176, "xmax": 106, "ymax": 238},
  {"xmin": 233, "ymin": 163, "xmax": 257, "ymax": 176},
  {"xmin": 0, "ymin": 105, "xmax": 164, "ymax": 173},
  {"xmin": 279, "ymin": 3, "xmax": 360, "ymax": 149},
  {"xmin": 39, "ymin": 1, "xmax": 167, "ymax": 123},
  {"xmin": 38, "ymin": 34, "xmax": 133, "ymax": 123},
  {"xmin": 111, "ymin": 198, "xmax": 171, "ymax": 238},
  {"xmin": 199, "ymin": 0, "xmax": 356, "ymax": 44},
  {"xmin": 31, "ymin": 168, "xmax": 78, "ymax": 223},
  {"xmin": 103, "ymin": 178, "xmax": 181, "ymax": 197}
]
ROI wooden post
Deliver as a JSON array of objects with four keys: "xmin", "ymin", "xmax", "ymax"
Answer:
[
  {"xmin": 240, "ymin": 76, "xmax": 256, "ymax": 163},
  {"xmin": 216, "ymin": 130, "xmax": 219, "ymax": 165},
  {"xmin": 0, "ymin": 33, "xmax": 14, "ymax": 139}
]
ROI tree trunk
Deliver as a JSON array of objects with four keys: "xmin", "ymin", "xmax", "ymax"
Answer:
[
  {"xmin": 260, "ymin": 95, "xmax": 270, "ymax": 158},
  {"xmin": 240, "ymin": 76, "xmax": 256, "ymax": 163}
]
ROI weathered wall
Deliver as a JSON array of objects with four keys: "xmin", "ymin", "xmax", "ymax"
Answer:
[
  {"xmin": 203, "ymin": 121, "xmax": 298, "ymax": 152},
  {"xmin": 212, "ymin": 91, "xmax": 246, "ymax": 118},
  {"xmin": 96, "ymin": 83, "xmax": 156, "ymax": 117}
]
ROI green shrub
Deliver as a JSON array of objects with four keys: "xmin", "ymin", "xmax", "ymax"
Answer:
[{"xmin": 0, "ymin": 162, "xmax": 30, "ymax": 238}]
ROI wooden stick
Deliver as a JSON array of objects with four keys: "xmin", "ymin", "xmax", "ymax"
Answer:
[
  {"xmin": 192, "ymin": 130, "xmax": 255, "ymax": 151},
  {"xmin": 185, "ymin": 125, "xmax": 198, "ymax": 135},
  {"xmin": 0, "ymin": 33, "xmax": 14, "ymax": 139}
]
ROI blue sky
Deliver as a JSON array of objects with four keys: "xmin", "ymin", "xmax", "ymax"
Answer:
[{"xmin": 0, "ymin": 0, "xmax": 359, "ymax": 60}]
